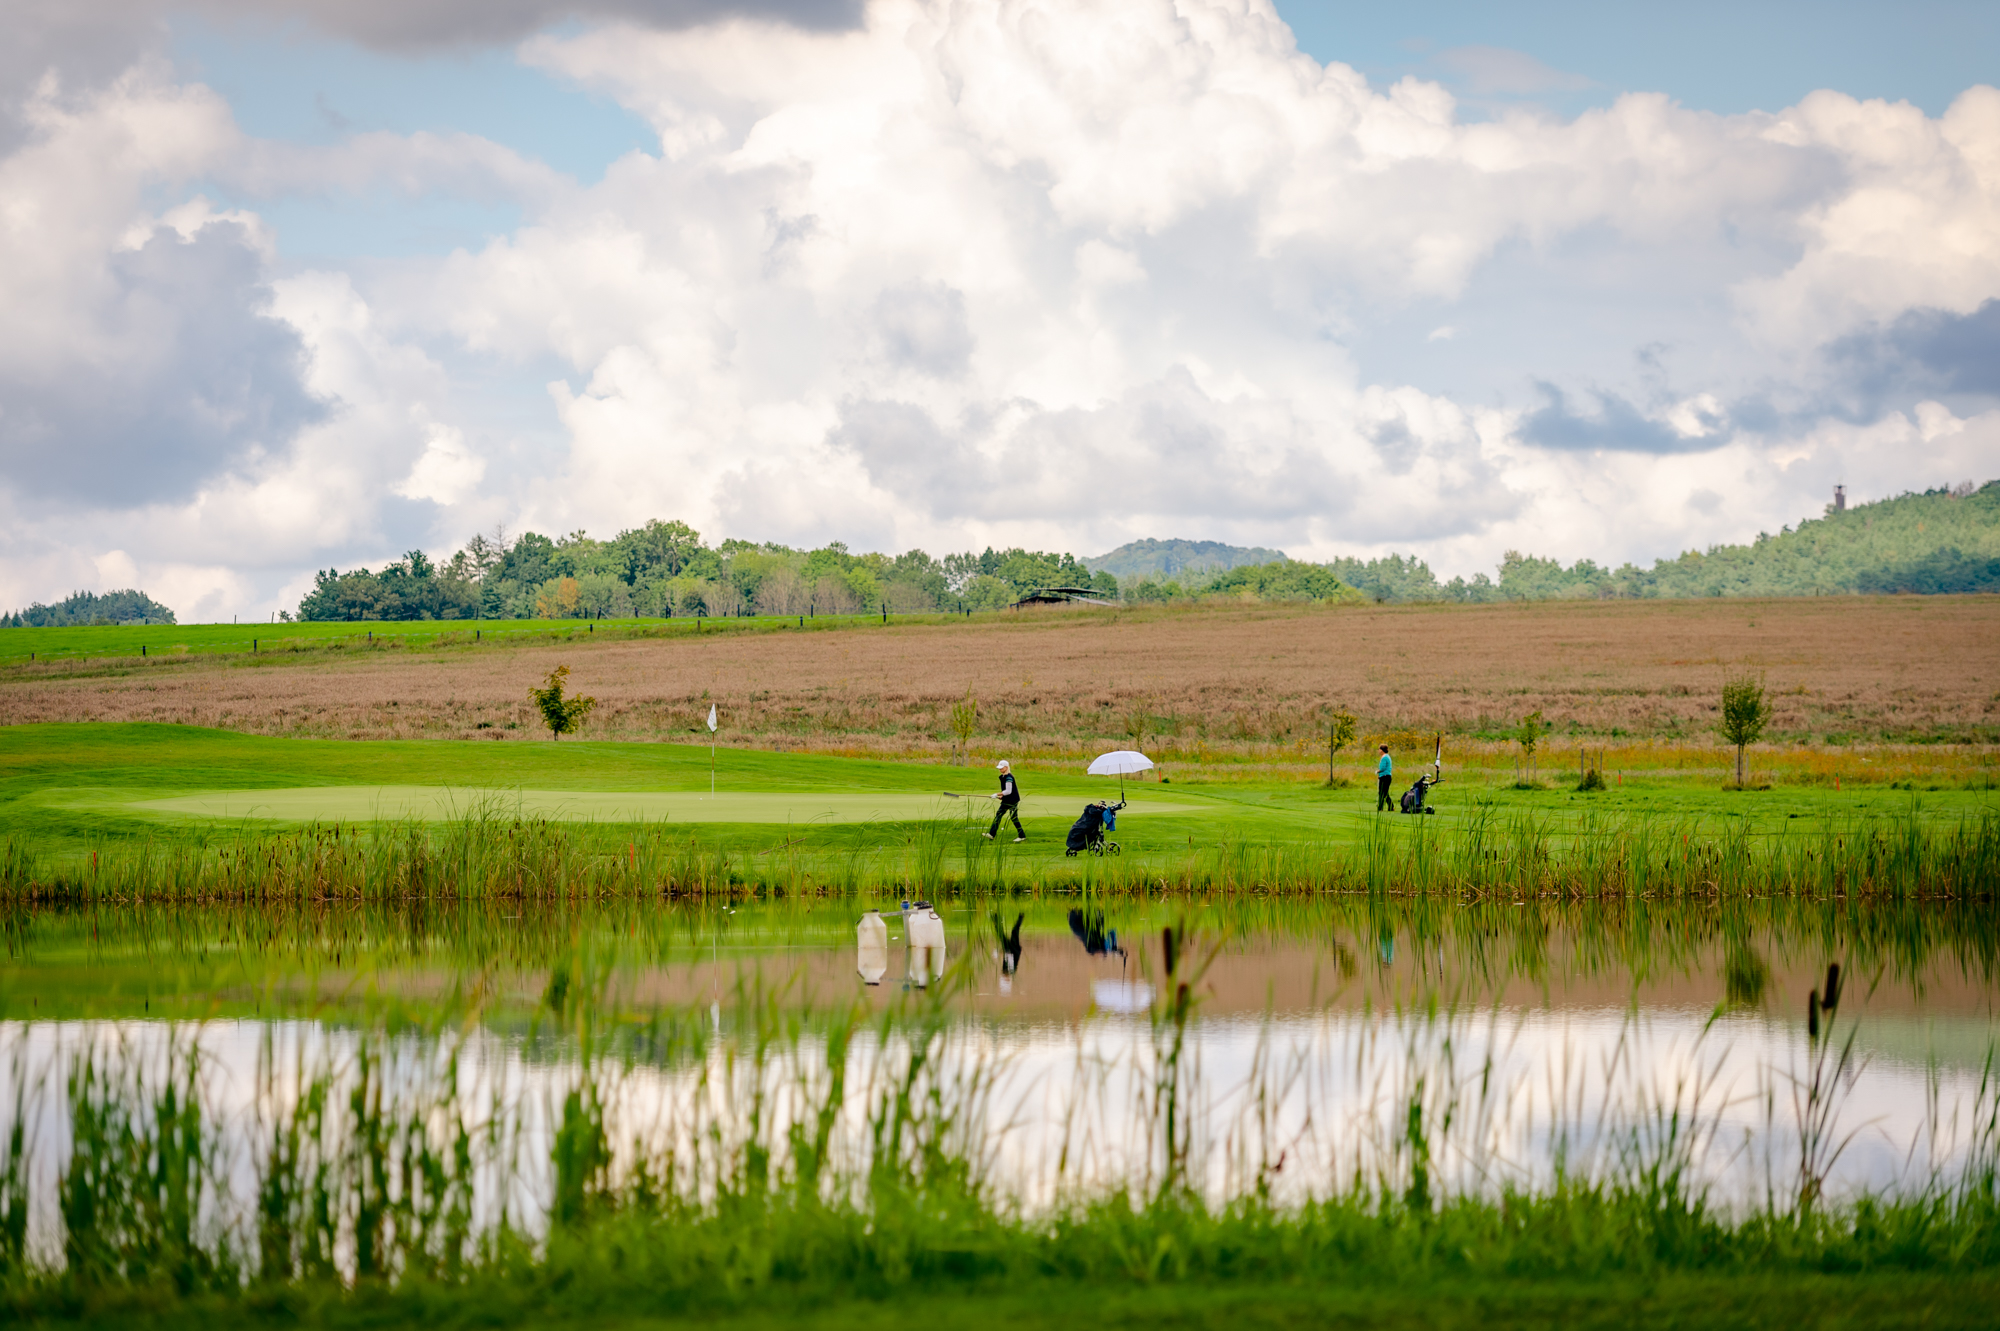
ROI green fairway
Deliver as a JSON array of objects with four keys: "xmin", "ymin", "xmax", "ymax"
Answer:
[
  {"xmin": 2, "ymin": 723, "xmax": 1993, "ymax": 877},
  {"xmin": 125, "ymin": 786, "xmax": 1201, "ymax": 824}
]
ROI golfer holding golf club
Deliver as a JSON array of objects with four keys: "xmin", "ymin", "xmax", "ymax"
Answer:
[
  {"xmin": 1376, "ymin": 745, "xmax": 1394, "ymax": 812},
  {"xmin": 985, "ymin": 760, "xmax": 1026, "ymax": 841}
]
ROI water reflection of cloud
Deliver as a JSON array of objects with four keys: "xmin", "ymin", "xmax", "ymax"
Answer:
[{"xmin": 1091, "ymin": 980, "xmax": 1155, "ymax": 1014}]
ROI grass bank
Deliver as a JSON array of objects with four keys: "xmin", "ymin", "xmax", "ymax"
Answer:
[
  {"xmin": 2, "ymin": 974, "xmax": 1996, "ymax": 1329},
  {"xmin": 0, "ymin": 611, "xmax": 941, "ymax": 667},
  {"xmin": 4, "ymin": 801, "xmax": 1996, "ymax": 903}
]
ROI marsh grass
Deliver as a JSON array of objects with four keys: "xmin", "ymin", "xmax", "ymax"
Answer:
[
  {"xmin": 3, "ymin": 802, "xmax": 1996, "ymax": 905},
  {"xmin": 0, "ymin": 967, "xmax": 1996, "ymax": 1315}
]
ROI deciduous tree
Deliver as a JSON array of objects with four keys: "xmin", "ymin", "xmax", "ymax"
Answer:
[
  {"xmin": 1719, "ymin": 675, "xmax": 1770, "ymax": 786},
  {"xmin": 529, "ymin": 665, "xmax": 595, "ymax": 740}
]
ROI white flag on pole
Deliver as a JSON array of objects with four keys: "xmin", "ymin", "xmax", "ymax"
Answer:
[{"xmin": 707, "ymin": 704, "xmax": 718, "ymax": 732}]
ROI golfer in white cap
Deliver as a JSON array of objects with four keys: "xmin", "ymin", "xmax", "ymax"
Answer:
[{"xmin": 985, "ymin": 760, "xmax": 1025, "ymax": 841}]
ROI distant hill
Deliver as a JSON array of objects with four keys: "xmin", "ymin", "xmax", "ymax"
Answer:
[
  {"xmin": 1317, "ymin": 481, "xmax": 2000, "ymax": 603},
  {"xmin": 1085, "ymin": 538, "xmax": 1287, "ymax": 580},
  {"xmin": 2, "ymin": 589, "xmax": 177, "ymax": 627}
]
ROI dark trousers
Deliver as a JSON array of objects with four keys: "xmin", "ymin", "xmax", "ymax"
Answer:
[
  {"xmin": 989, "ymin": 801, "xmax": 1024, "ymax": 837},
  {"xmin": 1377, "ymin": 775, "xmax": 1393, "ymax": 811}
]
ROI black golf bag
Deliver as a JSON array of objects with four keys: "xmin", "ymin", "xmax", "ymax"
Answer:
[
  {"xmin": 1064, "ymin": 800, "xmax": 1125, "ymax": 856},
  {"xmin": 1399, "ymin": 772, "xmax": 1438, "ymax": 815}
]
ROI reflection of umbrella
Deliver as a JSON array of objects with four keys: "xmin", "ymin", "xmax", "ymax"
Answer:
[{"xmin": 1088, "ymin": 749, "xmax": 1154, "ymax": 800}]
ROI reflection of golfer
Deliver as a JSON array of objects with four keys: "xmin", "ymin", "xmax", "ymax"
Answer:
[
  {"xmin": 985, "ymin": 759, "xmax": 1026, "ymax": 841},
  {"xmin": 1376, "ymin": 745, "xmax": 1393, "ymax": 812}
]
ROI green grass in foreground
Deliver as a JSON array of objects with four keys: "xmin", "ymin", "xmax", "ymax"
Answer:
[{"xmin": 24, "ymin": 1271, "xmax": 2000, "ymax": 1330}]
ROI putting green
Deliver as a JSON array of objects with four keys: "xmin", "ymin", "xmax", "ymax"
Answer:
[{"xmin": 130, "ymin": 787, "xmax": 1205, "ymax": 825}]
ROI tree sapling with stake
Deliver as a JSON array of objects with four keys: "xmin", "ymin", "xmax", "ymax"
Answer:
[{"xmin": 1516, "ymin": 710, "xmax": 1544, "ymax": 786}]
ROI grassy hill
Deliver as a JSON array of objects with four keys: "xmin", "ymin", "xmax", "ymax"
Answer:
[
  {"xmin": 1515, "ymin": 480, "xmax": 2000, "ymax": 599},
  {"xmin": 1328, "ymin": 481, "xmax": 2000, "ymax": 602}
]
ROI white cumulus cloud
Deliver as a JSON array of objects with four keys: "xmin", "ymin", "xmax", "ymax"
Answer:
[{"xmin": 4, "ymin": 0, "xmax": 2000, "ymax": 621}]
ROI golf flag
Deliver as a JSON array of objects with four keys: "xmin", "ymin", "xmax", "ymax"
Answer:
[{"xmin": 707, "ymin": 703, "xmax": 719, "ymax": 796}]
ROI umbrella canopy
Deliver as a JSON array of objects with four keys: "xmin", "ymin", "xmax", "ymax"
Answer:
[{"xmin": 1088, "ymin": 749, "xmax": 1154, "ymax": 799}]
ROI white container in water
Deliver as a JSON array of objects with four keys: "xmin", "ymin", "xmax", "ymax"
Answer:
[
  {"xmin": 856, "ymin": 909, "xmax": 889, "ymax": 985},
  {"xmin": 905, "ymin": 905, "xmax": 947, "ymax": 987},
  {"xmin": 906, "ymin": 906, "xmax": 946, "ymax": 950}
]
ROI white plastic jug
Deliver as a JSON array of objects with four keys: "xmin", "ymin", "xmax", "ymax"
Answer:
[
  {"xmin": 856, "ymin": 909, "xmax": 889, "ymax": 985},
  {"xmin": 906, "ymin": 906, "xmax": 947, "ymax": 986}
]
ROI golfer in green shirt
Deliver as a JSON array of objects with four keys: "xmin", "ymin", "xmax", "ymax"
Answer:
[{"xmin": 1376, "ymin": 745, "xmax": 1393, "ymax": 812}]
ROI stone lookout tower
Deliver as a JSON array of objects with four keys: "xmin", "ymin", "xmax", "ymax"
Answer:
[{"xmin": 1833, "ymin": 484, "xmax": 1846, "ymax": 512}]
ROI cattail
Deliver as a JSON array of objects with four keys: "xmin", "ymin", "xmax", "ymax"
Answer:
[
  {"xmin": 1162, "ymin": 926, "xmax": 1178, "ymax": 978},
  {"xmin": 1808, "ymin": 990, "xmax": 1821, "ymax": 1041},
  {"xmin": 1823, "ymin": 963, "xmax": 1842, "ymax": 1012}
]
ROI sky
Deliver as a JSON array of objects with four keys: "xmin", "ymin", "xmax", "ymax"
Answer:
[{"xmin": 2, "ymin": 0, "xmax": 1996, "ymax": 621}]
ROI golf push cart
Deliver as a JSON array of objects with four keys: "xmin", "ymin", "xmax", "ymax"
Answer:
[
  {"xmin": 1399, "ymin": 737, "xmax": 1444, "ymax": 815},
  {"xmin": 1065, "ymin": 799, "xmax": 1126, "ymax": 855}
]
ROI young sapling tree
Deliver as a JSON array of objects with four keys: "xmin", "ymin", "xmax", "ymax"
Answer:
[
  {"xmin": 949, "ymin": 691, "xmax": 977, "ymax": 766},
  {"xmin": 529, "ymin": 664, "xmax": 596, "ymax": 739},
  {"xmin": 1516, "ymin": 710, "xmax": 1544, "ymax": 785},
  {"xmin": 1326, "ymin": 709, "xmax": 1356, "ymax": 786},
  {"xmin": 1719, "ymin": 674, "xmax": 1770, "ymax": 787}
]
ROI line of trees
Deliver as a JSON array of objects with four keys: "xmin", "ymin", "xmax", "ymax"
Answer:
[
  {"xmin": 291, "ymin": 478, "xmax": 1996, "ymax": 623},
  {"xmin": 296, "ymin": 522, "xmax": 1124, "ymax": 622},
  {"xmin": 0, "ymin": 589, "xmax": 176, "ymax": 627}
]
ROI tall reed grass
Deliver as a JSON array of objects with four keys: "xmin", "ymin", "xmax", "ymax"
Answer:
[
  {"xmin": 4, "ymin": 804, "xmax": 1994, "ymax": 905},
  {"xmin": 0, "ymin": 964, "xmax": 1995, "ymax": 1310}
]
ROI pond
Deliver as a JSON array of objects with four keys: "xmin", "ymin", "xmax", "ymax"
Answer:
[{"xmin": 2, "ymin": 892, "xmax": 1995, "ymax": 1261}]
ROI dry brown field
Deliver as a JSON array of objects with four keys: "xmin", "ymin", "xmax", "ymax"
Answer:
[{"xmin": 4, "ymin": 596, "xmax": 1996, "ymax": 780}]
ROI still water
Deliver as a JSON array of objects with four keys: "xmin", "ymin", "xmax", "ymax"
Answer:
[{"xmin": 2, "ymin": 893, "xmax": 1995, "ymax": 1246}]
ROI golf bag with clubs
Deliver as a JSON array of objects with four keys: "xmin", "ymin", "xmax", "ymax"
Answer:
[
  {"xmin": 1400, "ymin": 771, "xmax": 1439, "ymax": 815},
  {"xmin": 1064, "ymin": 799, "xmax": 1125, "ymax": 855}
]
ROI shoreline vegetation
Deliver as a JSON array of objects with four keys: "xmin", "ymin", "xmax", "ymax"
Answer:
[
  {"xmin": 1, "ymin": 965, "xmax": 1996, "ymax": 1327},
  {"xmin": 4, "ymin": 802, "xmax": 1994, "ymax": 903}
]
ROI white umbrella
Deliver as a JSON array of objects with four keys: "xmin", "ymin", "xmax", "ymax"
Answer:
[{"xmin": 1087, "ymin": 749, "xmax": 1154, "ymax": 799}]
